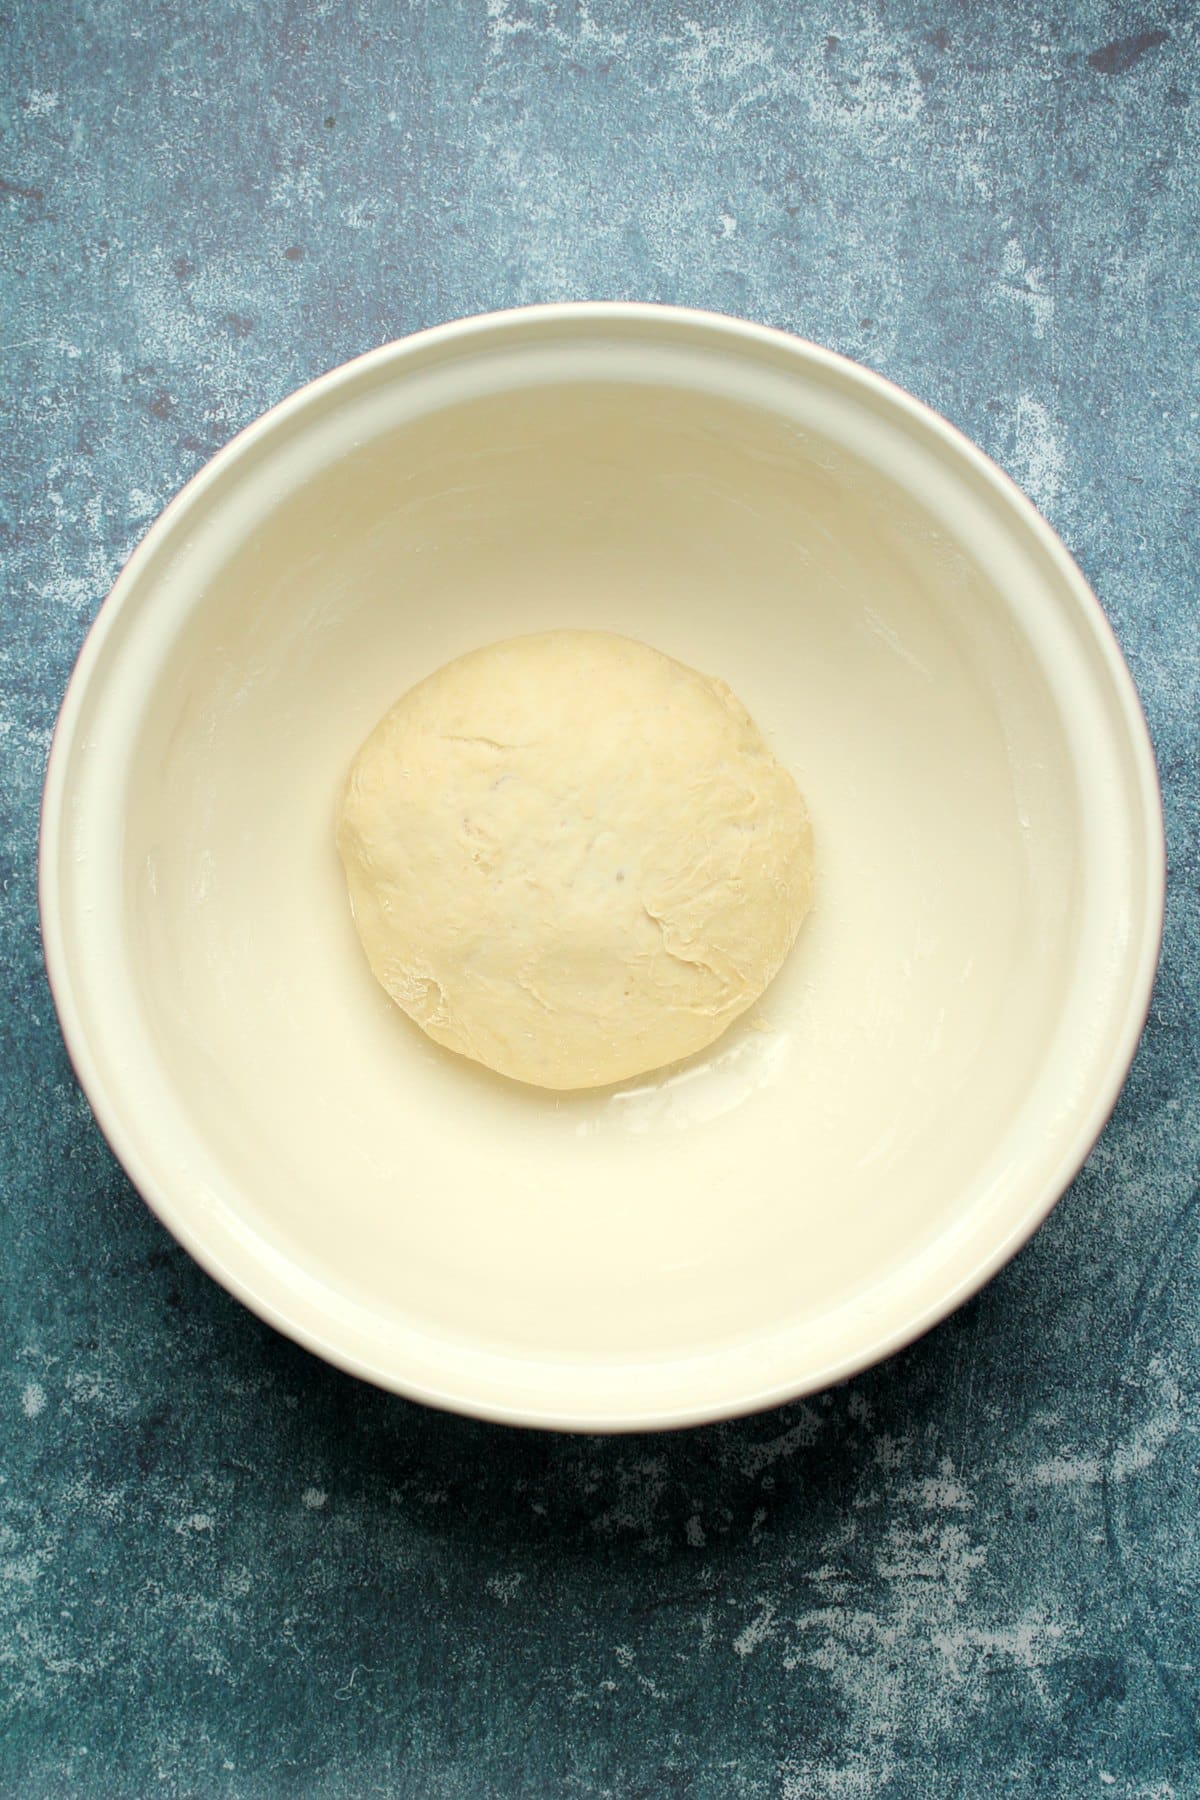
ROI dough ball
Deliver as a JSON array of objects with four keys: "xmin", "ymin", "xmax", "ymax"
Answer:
[{"xmin": 337, "ymin": 630, "xmax": 814, "ymax": 1090}]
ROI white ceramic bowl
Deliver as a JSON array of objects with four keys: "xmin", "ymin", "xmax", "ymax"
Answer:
[{"xmin": 41, "ymin": 304, "xmax": 1164, "ymax": 1430}]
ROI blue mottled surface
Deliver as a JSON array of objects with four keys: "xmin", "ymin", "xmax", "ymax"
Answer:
[{"xmin": 3, "ymin": 3, "xmax": 1198, "ymax": 1795}]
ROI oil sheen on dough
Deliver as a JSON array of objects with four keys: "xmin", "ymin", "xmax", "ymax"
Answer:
[{"xmin": 336, "ymin": 630, "xmax": 814, "ymax": 1089}]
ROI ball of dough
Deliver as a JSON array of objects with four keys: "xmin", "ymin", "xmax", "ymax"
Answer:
[{"xmin": 337, "ymin": 631, "xmax": 813, "ymax": 1090}]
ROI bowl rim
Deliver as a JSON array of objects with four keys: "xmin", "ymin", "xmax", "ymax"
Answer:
[{"xmin": 39, "ymin": 300, "xmax": 1167, "ymax": 1432}]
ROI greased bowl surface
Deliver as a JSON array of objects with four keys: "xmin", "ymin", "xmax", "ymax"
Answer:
[{"xmin": 40, "ymin": 305, "xmax": 1164, "ymax": 1430}]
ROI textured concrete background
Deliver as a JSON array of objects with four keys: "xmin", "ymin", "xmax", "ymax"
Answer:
[{"xmin": 3, "ymin": 2, "xmax": 1198, "ymax": 1795}]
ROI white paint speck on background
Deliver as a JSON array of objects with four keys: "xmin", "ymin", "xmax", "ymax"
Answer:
[
  {"xmin": 1013, "ymin": 393, "xmax": 1066, "ymax": 516},
  {"xmin": 996, "ymin": 237, "xmax": 1055, "ymax": 338},
  {"xmin": 733, "ymin": 1600, "xmax": 778, "ymax": 1657}
]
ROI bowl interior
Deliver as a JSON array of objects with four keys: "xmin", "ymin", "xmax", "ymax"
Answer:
[{"xmin": 47, "ymin": 313, "xmax": 1159, "ymax": 1425}]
